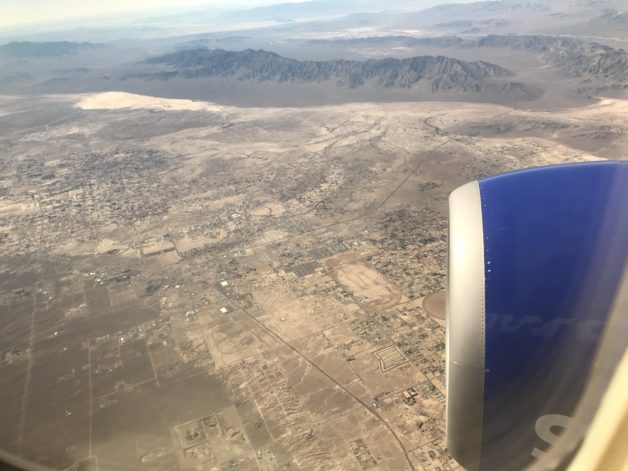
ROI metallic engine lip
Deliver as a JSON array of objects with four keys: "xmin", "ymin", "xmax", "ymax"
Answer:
[{"xmin": 446, "ymin": 180, "xmax": 486, "ymax": 471}]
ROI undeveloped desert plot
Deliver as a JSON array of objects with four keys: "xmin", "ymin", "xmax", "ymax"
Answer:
[{"xmin": 323, "ymin": 252, "xmax": 408, "ymax": 313}]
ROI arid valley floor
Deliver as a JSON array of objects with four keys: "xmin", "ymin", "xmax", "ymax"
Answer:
[{"xmin": 1, "ymin": 91, "xmax": 625, "ymax": 470}]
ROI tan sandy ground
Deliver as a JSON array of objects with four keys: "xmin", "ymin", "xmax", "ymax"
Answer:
[{"xmin": 75, "ymin": 91, "xmax": 231, "ymax": 113}]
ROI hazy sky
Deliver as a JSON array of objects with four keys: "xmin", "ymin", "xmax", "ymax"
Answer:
[{"xmin": 0, "ymin": 0, "xmax": 308, "ymax": 29}]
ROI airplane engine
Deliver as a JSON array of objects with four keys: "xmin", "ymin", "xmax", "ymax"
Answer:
[{"xmin": 446, "ymin": 161, "xmax": 628, "ymax": 470}]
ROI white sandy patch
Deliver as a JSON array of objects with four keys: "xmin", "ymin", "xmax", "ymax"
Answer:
[
  {"xmin": 553, "ymin": 98, "xmax": 628, "ymax": 118},
  {"xmin": 75, "ymin": 91, "xmax": 229, "ymax": 113}
]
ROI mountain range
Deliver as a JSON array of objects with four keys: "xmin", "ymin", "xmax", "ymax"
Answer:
[
  {"xmin": 311, "ymin": 34, "xmax": 628, "ymax": 82},
  {"xmin": 140, "ymin": 48, "xmax": 537, "ymax": 99}
]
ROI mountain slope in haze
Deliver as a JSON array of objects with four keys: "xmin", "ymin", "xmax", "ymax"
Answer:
[
  {"xmin": 556, "ymin": 9, "xmax": 628, "ymax": 39},
  {"xmin": 312, "ymin": 34, "xmax": 628, "ymax": 87},
  {"xmin": 470, "ymin": 35, "xmax": 628, "ymax": 82},
  {"xmin": 0, "ymin": 41, "xmax": 103, "ymax": 58},
  {"xmin": 141, "ymin": 48, "xmax": 536, "ymax": 98},
  {"xmin": 129, "ymin": 0, "xmax": 441, "ymax": 32},
  {"xmin": 220, "ymin": 0, "xmax": 420, "ymax": 22},
  {"xmin": 274, "ymin": 0, "xmax": 627, "ymax": 43}
]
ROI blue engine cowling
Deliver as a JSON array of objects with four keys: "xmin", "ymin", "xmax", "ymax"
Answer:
[{"xmin": 446, "ymin": 161, "xmax": 628, "ymax": 471}]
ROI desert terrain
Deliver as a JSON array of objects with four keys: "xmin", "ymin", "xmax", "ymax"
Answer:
[
  {"xmin": 0, "ymin": 88, "xmax": 625, "ymax": 470},
  {"xmin": 1, "ymin": 0, "xmax": 627, "ymax": 469}
]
